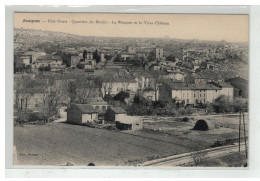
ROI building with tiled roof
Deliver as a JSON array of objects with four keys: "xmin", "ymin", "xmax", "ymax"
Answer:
[
  {"xmin": 193, "ymin": 69, "xmax": 223, "ymax": 84},
  {"xmin": 158, "ymin": 82, "xmax": 232, "ymax": 105},
  {"xmin": 101, "ymin": 77, "xmax": 138, "ymax": 97},
  {"xmin": 225, "ymin": 77, "xmax": 248, "ymax": 98}
]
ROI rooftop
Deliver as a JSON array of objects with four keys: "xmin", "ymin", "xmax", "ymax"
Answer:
[
  {"xmin": 168, "ymin": 83, "xmax": 221, "ymax": 90},
  {"xmin": 225, "ymin": 77, "xmax": 248, "ymax": 84},
  {"xmin": 71, "ymin": 104, "xmax": 98, "ymax": 114},
  {"xmin": 208, "ymin": 81, "xmax": 234, "ymax": 88},
  {"xmin": 88, "ymin": 97, "xmax": 109, "ymax": 105},
  {"xmin": 110, "ymin": 107, "xmax": 127, "ymax": 114},
  {"xmin": 102, "ymin": 77, "xmax": 137, "ymax": 83},
  {"xmin": 116, "ymin": 115, "xmax": 141, "ymax": 124}
]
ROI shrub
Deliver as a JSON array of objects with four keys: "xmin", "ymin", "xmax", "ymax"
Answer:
[
  {"xmin": 205, "ymin": 103, "xmax": 214, "ymax": 114},
  {"xmin": 212, "ymin": 95, "xmax": 233, "ymax": 113},
  {"xmin": 177, "ymin": 106, "xmax": 195, "ymax": 116},
  {"xmin": 182, "ymin": 117, "xmax": 190, "ymax": 122},
  {"xmin": 114, "ymin": 91, "xmax": 129, "ymax": 102},
  {"xmin": 233, "ymin": 97, "xmax": 248, "ymax": 112}
]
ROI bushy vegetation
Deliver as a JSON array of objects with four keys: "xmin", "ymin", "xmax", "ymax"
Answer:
[
  {"xmin": 210, "ymin": 95, "xmax": 248, "ymax": 113},
  {"xmin": 126, "ymin": 94, "xmax": 248, "ymax": 116},
  {"xmin": 211, "ymin": 95, "xmax": 233, "ymax": 113},
  {"xmin": 114, "ymin": 91, "xmax": 129, "ymax": 102},
  {"xmin": 126, "ymin": 94, "xmax": 195, "ymax": 116},
  {"xmin": 232, "ymin": 97, "xmax": 248, "ymax": 112},
  {"xmin": 38, "ymin": 65, "xmax": 51, "ymax": 71}
]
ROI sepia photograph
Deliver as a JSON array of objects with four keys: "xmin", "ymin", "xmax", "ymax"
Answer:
[{"xmin": 12, "ymin": 12, "xmax": 249, "ymax": 167}]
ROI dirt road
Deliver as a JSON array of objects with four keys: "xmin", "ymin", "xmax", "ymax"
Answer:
[{"xmin": 140, "ymin": 143, "xmax": 247, "ymax": 166}]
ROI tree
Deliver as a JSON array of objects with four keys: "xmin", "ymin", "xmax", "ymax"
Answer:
[
  {"xmin": 38, "ymin": 65, "xmax": 51, "ymax": 72},
  {"xmin": 41, "ymin": 79, "xmax": 63, "ymax": 121},
  {"xmin": 166, "ymin": 55, "xmax": 176, "ymax": 62},
  {"xmin": 25, "ymin": 65, "xmax": 32, "ymax": 73},
  {"xmin": 103, "ymin": 94, "xmax": 113, "ymax": 104},
  {"xmin": 68, "ymin": 80, "xmax": 99, "ymax": 104},
  {"xmin": 14, "ymin": 89, "xmax": 32, "ymax": 123},
  {"xmin": 147, "ymin": 50, "xmax": 156, "ymax": 62},
  {"xmin": 182, "ymin": 61, "xmax": 194, "ymax": 70},
  {"xmin": 233, "ymin": 97, "xmax": 248, "ymax": 112},
  {"xmin": 93, "ymin": 49, "xmax": 101, "ymax": 63},
  {"xmin": 14, "ymin": 77, "xmax": 35, "ymax": 123},
  {"xmin": 114, "ymin": 54, "xmax": 121, "ymax": 62},
  {"xmin": 126, "ymin": 57, "xmax": 143, "ymax": 67},
  {"xmin": 212, "ymin": 95, "xmax": 233, "ymax": 113},
  {"xmin": 114, "ymin": 91, "xmax": 130, "ymax": 102},
  {"xmin": 200, "ymin": 62, "xmax": 207, "ymax": 70},
  {"xmin": 75, "ymin": 88, "xmax": 93, "ymax": 104},
  {"xmin": 104, "ymin": 54, "xmax": 112, "ymax": 61},
  {"xmin": 127, "ymin": 94, "xmax": 152, "ymax": 115}
]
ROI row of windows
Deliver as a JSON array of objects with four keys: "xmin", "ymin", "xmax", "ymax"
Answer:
[
  {"xmin": 95, "ymin": 105, "xmax": 108, "ymax": 111},
  {"xmin": 183, "ymin": 93, "xmax": 206, "ymax": 98},
  {"xmin": 185, "ymin": 99, "xmax": 206, "ymax": 104}
]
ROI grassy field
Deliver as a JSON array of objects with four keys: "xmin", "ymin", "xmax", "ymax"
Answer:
[
  {"xmin": 142, "ymin": 113, "xmax": 248, "ymax": 146},
  {"xmin": 14, "ymin": 122, "xmax": 208, "ymax": 166},
  {"xmin": 14, "ymin": 113, "xmax": 248, "ymax": 166}
]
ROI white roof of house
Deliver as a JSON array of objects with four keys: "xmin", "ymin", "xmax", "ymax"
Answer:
[{"xmin": 116, "ymin": 116, "xmax": 141, "ymax": 124}]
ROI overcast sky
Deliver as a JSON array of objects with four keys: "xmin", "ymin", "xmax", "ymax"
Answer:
[{"xmin": 14, "ymin": 13, "xmax": 248, "ymax": 42}]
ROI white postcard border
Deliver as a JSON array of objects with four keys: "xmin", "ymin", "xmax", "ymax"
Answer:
[{"xmin": 5, "ymin": 5, "xmax": 260, "ymax": 178}]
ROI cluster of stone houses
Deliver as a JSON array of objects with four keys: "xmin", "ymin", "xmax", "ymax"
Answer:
[
  {"xmin": 14, "ymin": 49, "xmax": 106, "ymax": 73},
  {"xmin": 14, "ymin": 51, "xmax": 65, "ymax": 72},
  {"xmin": 67, "ymin": 102, "xmax": 142, "ymax": 131},
  {"xmin": 14, "ymin": 43, "xmax": 248, "ymax": 131},
  {"xmin": 120, "ymin": 45, "xmax": 150, "ymax": 61}
]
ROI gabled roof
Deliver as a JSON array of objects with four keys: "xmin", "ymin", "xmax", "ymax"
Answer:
[
  {"xmin": 109, "ymin": 107, "xmax": 127, "ymax": 114},
  {"xmin": 116, "ymin": 115, "xmax": 141, "ymax": 124},
  {"xmin": 71, "ymin": 104, "xmax": 98, "ymax": 114},
  {"xmin": 208, "ymin": 82, "xmax": 234, "ymax": 88},
  {"xmin": 37, "ymin": 55, "xmax": 62, "ymax": 61},
  {"xmin": 16, "ymin": 88, "xmax": 48, "ymax": 94},
  {"xmin": 168, "ymin": 83, "xmax": 221, "ymax": 90},
  {"xmin": 193, "ymin": 70, "xmax": 222, "ymax": 80},
  {"xmin": 121, "ymin": 52, "xmax": 136, "ymax": 55},
  {"xmin": 88, "ymin": 97, "xmax": 109, "ymax": 105},
  {"xmin": 102, "ymin": 77, "xmax": 137, "ymax": 83},
  {"xmin": 157, "ymin": 79, "xmax": 185, "ymax": 84},
  {"xmin": 225, "ymin": 77, "xmax": 248, "ymax": 84}
]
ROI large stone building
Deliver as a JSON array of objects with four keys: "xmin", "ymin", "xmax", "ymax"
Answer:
[
  {"xmin": 156, "ymin": 48, "xmax": 163, "ymax": 60},
  {"xmin": 158, "ymin": 82, "xmax": 234, "ymax": 105},
  {"xmin": 15, "ymin": 55, "xmax": 32, "ymax": 69},
  {"xmin": 225, "ymin": 77, "xmax": 248, "ymax": 98},
  {"xmin": 32, "ymin": 55, "xmax": 64, "ymax": 70},
  {"xmin": 78, "ymin": 51, "xmax": 97, "ymax": 70},
  {"xmin": 159, "ymin": 70, "xmax": 185, "ymax": 81},
  {"xmin": 101, "ymin": 78, "xmax": 138, "ymax": 97},
  {"xmin": 125, "ymin": 45, "xmax": 136, "ymax": 54}
]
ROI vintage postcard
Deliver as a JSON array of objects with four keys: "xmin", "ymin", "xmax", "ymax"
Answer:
[{"xmin": 13, "ymin": 12, "xmax": 249, "ymax": 167}]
